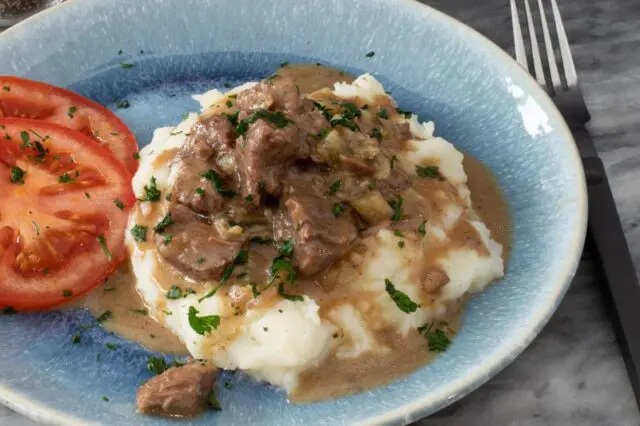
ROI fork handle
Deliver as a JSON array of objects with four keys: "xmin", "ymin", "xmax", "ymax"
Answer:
[{"xmin": 583, "ymin": 155, "xmax": 640, "ymax": 406}]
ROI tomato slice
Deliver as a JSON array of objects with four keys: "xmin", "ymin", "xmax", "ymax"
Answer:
[
  {"xmin": 0, "ymin": 76, "xmax": 138, "ymax": 173},
  {"xmin": 0, "ymin": 118, "xmax": 135, "ymax": 311}
]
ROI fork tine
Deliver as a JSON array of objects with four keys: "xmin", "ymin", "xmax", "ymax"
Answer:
[
  {"xmin": 550, "ymin": 0, "xmax": 578, "ymax": 87},
  {"xmin": 536, "ymin": 0, "xmax": 562, "ymax": 89},
  {"xmin": 523, "ymin": 0, "xmax": 546, "ymax": 86},
  {"xmin": 510, "ymin": 0, "xmax": 529, "ymax": 70}
]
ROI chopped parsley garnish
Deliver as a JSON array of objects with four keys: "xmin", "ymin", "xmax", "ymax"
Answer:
[
  {"xmin": 201, "ymin": 169, "xmax": 237, "ymax": 198},
  {"xmin": 97, "ymin": 235, "xmax": 112, "ymax": 261},
  {"xmin": 333, "ymin": 203, "xmax": 345, "ymax": 217},
  {"xmin": 154, "ymin": 213, "xmax": 174, "ymax": 233},
  {"xmin": 2, "ymin": 86, "xmax": 10, "ymax": 92},
  {"xmin": 33, "ymin": 141, "xmax": 46, "ymax": 160},
  {"xmin": 389, "ymin": 155, "xmax": 398, "ymax": 169},
  {"xmin": 133, "ymin": 151, "xmax": 141, "ymax": 160},
  {"xmin": 20, "ymin": 131, "xmax": 31, "ymax": 148},
  {"xmin": 207, "ymin": 389, "xmax": 222, "ymax": 411},
  {"xmin": 220, "ymin": 249, "xmax": 249, "ymax": 283},
  {"xmin": 264, "ymin": 73, "xmax": 281, "ymax": 82},
  {"xmin": 384, "ymin": 279, "xmax": 419, "ymax": 313},
  {"xmin": 341, "ymin": 102, "xmax": 361, "ymax": 120},
  {"xmin": 367, "ymin": 182, "xmax": 377, "ymax": 190},
  {"xmin": 196, "ymin": 256, "xmax": 206, "ymax": 264},
  {"xmin": 236, "ymin": 109, "xmax": 294, "ymax": 136},
  {"xmin": 188, "ymin": 306, "xmax": 221, "ymax": 335},
  {"xmin": 115, "ymin": 99, "xmax": 130, "ymax": 109},
  {"xmin": 111, "ymin": 131, "xmax": 120, "ymax": 136},
  {"xmin": 330, "ymin": 116, "xmax": 360, "ymax": 132},
  {"xmin": 163, "ymin": 234, "xmax": 173, "ymax": 244},
  {"xmin": 416, "ymin": 165, "xmax": 442, "ymax": 179},
  {"xmin": 185, "ymin": 287, "xmax": 196, "ymax": 294},
  {"xmin": 96, "ymin": 310, "xmax": 113, "ymax": 323},
  {"xmin": 389, "ymin": 195, "xmax": 403, "ymax": 221},
  {"xmin": 280, "ymin": 61, "xmax": 289, "ymax": 67},
  {"xmin": 71, "ymin": 334, "xmax": 81, "ymax": 344},
  {"xmin": 269, "ymin": 257, "xmax": 297, "ymax": 284},
  {"xmin": 278, "ymin": 239, "xmax": 295, "ymax": 257},
  {"xmin": 166, "ymin": 286, "xmax": 183, "ymax": 300},
  {"xmin": 371, "ymin": 127, "xmax": 382, "ymax": 141},
  {"xmin": 197, "ymin": 284, "xmax": 223, "ymax": 303},
  {"xmin": 130, "ymin": 308, "xmax": 148, "ymax": 315},
  {"xmin": 120, "ymin": 62, "xmax": 134, "ymax": 69},
  {"xmin": 105, "ymin": 343, "xmax": 118, "ymax": 350},
  {"xmin": 366, "ymin": 51, "xmax": 375, "ymax": 57},
  {"xmin": 394, "ymin": 230, "xmax": 404, "ymax": 237},
  {"xmin": 236, "ymin": 272, "xmax": 248, "ymax": 279},
  {"xmin": 147, "ymin": 356, "xmax": 169, "ymax": 375},
  {"xmin": 377, "ymin": 108, "xmax": 389, "ymax": 119},
  {"xmin": 225, "ymin": 100, "xmax": 233, "ymax": 108},
  {"xmin": 250, "ymin": 282, "xmax": 261, "ymax": 298},
  {"xmin": 396, "ymin": 108, "xmax": 413, "ymax": 118},
  {"xmin": 225, "ymin": 110, "xmax": 240, "ymax": 126},
  {"xmin": 313, "ymin": 101, "xmax": 332, "ymax": 121},
  {"xmin": 67, "ymin": 106, "xmax": 78, "ymax": 118},
  {"xmin": 418, "ymin": 323, "xmax": 452, "ymax": 352},
  {"xmin": 195, "ymin": 187, "xmax": 205, "ymax": 196},
  {"xmin": 63, "ymin": 290, "xmax": 73, "ymax": 297},
  {"xmin": 329, "ymin": 180, "xmax": 341, "ymax": 194},
  {"xmin": 418, "ymin": 221, "xmax": 426, "ymax": 236},
  {"xmin": 141, "ymin": 176, "xmax": 161, "ymax": 201},
  {"xmin": 118, "ymin": 49, "xmax": 123, "ymax": 55},
  {"xmin": 10, "ymin": 166, "xmax": 25, "ymax": 184},
  {"xmin": 114, "ymin": 199, "xmax": 125, "ymax": 210},
  {"xmin": 224, "ymin": 382, "xmax": 233, "ymax": 390},
  {"xmin": 244, "ymin": 194, "xmax": 254, "ymax": 202},
  {"xmin": 398, "ymin": 241, "xmax": 405, "ymax": 248},
  {"xmin": 85, "ymin": 192, "xmax": 91, "ymax": 199},
  {"xmin": 314, "ymin": 128, "xmax": 331, "ymax": 139},
  {"xmin": 278, "ymin": 283, "xmax": 304, "ymax": 302},
  {"xmin": 102, "ymin": 396, "xmax": 109, "ymax": 402}
]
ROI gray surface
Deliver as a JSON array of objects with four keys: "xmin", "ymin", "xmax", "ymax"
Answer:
[{"xmin": 1, "ymin": 0, "xmax": 640, "ymax": 424}]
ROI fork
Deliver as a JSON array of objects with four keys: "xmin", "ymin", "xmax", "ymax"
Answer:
[{"xmin": 511, "ymin": 0, "xmax": 640, "ymax": 410}]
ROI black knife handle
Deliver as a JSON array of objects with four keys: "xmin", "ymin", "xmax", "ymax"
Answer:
[{"xmin": 584, "ymin": 155, "xmax": 640, "ymax": 407}]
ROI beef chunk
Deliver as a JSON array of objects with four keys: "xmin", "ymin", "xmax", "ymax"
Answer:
[
  {"xmin": 171, "ymin": 159, "xmax": 226, "ymax": 215},
  {"xmin": 274, "ymin": 181, "xmax": 357, "ymax": 276},
  {"xmin": 235, "ymin": 120, "xmax": 300, "ymax": 198},
  {"xmin": 236, "ymin": 76, "xmax": 309, "ymax": 114},
  {"xmin": 181, "ymin": 115, "xmax": 236, "ymax": 164},
  {"xmin": 137, "ymin": 362, "xmax": 216, "ymax": 417},
  {"xmin": 155, "ymin": 204, "xmax": 243, "ymax": 281}
]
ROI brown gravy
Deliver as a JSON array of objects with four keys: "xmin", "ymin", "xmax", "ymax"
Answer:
[{"xmin": 84, "ymin": 64, "xmax": 512, "ymax": 402}]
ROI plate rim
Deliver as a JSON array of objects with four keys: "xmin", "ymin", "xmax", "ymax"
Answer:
[{"xmin": 0, "ymin": 0, "xmax": 588, "ymax": 424}]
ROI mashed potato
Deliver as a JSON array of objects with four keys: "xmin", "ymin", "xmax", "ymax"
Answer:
[{"xmin": 126, "ymin": 73, "xmax": 504, "ymax": 395}]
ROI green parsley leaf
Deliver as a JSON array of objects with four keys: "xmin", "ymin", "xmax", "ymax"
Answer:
[
  {"xmin": 185, "ymin": 288, "xmax": 196, "ymax": 294},
  {"xmin": 2, "ymin": 86, "xmax": 10, "ymax": 92},
  {"xmin": 269, "ymin": 257, "xmax": 297, "ymax": 284},
  {"xmin": 102, "ymin": 396, "xmax": 109, "ymax": 402},
  {"xmin": 394, "ymin": 230, "xmax": 404, "ymax": 237},
  {"xmin": 105, "ymin": 343, "xmax": 118, "ymax": 350},
  {"xmin": 63, "ymin": 290, "xmax": 73, "ymax": 297},
  {"xmin": 225, "ymin": 100, "xmax": 233, "ymax": 108},
  {"xmin": 120, "ymin": 62, "xmax": 134, "ymax": 69},
  {"xmin": 330, "ymin": 116, "xmax": 360, "ymax": 132},
  {"xmin": 418, "ymin": 221, "xmax": 426, "ymax": 236},
  {"xmin": 114, "ymin": 199, "xmax": 125, "ymax": 210},
  {"xmin": 236, "ymin": 109, "xmax": 294, "ymax": 136},
  {"xmin": 333, "ymin": 203, "xmax": 345, "ymax": 217},
  {"xmin": 96, "ymin": 310, "xmax": 113, "ymax": 323},
  {"xmin": 280, "ymin": 61, "xmax": 289, "ymax": 67},
  {"xmin": 85, "ymin": 192, "xmax": 91, "ymax": 199},
  {"xmin": 224, "ymin": 382, "xmax": 233, "ymax": 390},
  {"xmin": 196, "ymin": 256, "xmax": 206, "ymax": 264},
  {"xmin": 278, "ymin": 283, "xmax": 304, "ymax": 302},
  {"xmin": 365, "ymin": 51, "xmax": 375, "ymax": 57},
  {"xmin": 244, "ymin": 194, "xmax": 254, "ymax": 203},
  {"xmin": 195, "ymin": 187, "xmax": 205, "ymax": 196},
  {"xmin": 115, "ymin": 99, "xmax": 130, "ymax": 109},
  {"xmin": 201, "ymin": 169, "xmax": 237, "ymax": 198},
  {"xmin": 384, "ymin": 278, "xmax": 419, "ymax": 313},
  {"xmin": 220, "ymin": 249, "xmax": 249, "ymax": 283},
  {"xmin": 67, "ymin": 106, "xmax": 78, "ymax": 118},
  {"xmin": 389, "ymin": 155, "xmax": 398, "ymax": 169},
  {"xmin": 398, "ymin": 241, "xmax": 405, "ymax": 248},
  {"xmin": 96, "ymin": 235, "xmax": 112, "ymax": 261},
  {"xmin": 166, "ymin": 286, "xmax": 183, "ymax": 300},
  {"xmin": 10, "ymin": 166, "xmax": 25, "ymax": 184},
  {"xmin": 133, "ymin": 151, "xmax": 140, "ymax": 160},
  {"xmin": 416, "ymin": 165, "xmax": 442, "ymax": 179},
  {"xmin": 418, "ymin": 323, "xmax": 452, "ymax": 352},
  {"xmin": 313, "ymin": 101, "xmax": 332, "ymax": 121},
  {"xmin": 71, "ymin": 334, "xmax": 81, "ymax": 344},
  {"xmin": 131, "ymin": 224, "xmax": 148, "ymax": 242},
  {"xmin": 207, "ymin": 389, "xmax": 222, "ymax": 411},
  {"xmin": 389, "ymin": 195, "xmax": 403, "ymax": 221},
  {"xmin": 225, "ymin": 110, "xmax": 240, "ymax": 126},
  {"xmin": 154, "ymin": 213, "xmax": 174, "ymax": 233},
  {"xmin": 377, "ymin": 108, "xmax": 389, "ymax": 119},
  {"xmin": 19, "ymin": 131, "xmax": 31, "ymax": 148},
  {"xmin": 341, "ymin": 102, "xmax": 361, "ymax": 120},
  {"xmin": 163, "ymin": 234, "xmax": 173, "ymax": 244},
  {"xmin": 141, "ymin": 176, "xmax": 161, "ymax": 201},
  {"xmin": 314, "ymin": 128, "xmax": 332, "ymax": 140},
  {"xmin": 396, "ymin": 108, "xmax": 413, "ymax": 118},
  {"xmin": 278, "ymin": 240, "xmax": 295, "ymax": 257},
  {"xmin": 57, "ymin": 172, "xmax": 73, "ymax": 185},
  {"xmin": 250, "ymin": 282, "xmax": 261, "ymax": 298},
  {"xmin": 197, "ymin": 284, "xmax": 223, "ymax": 303},
  {"xmin": 147, "ymin": 356, "xmax": 169, "ymax": 375},
  {"xmin": 371, "ymin": 127, "xmax": 382, "ymax": 141},
  {"xmin": 1, "ymin": 306, "xmax": 16, "ymax": 315},
  {"xmin": 188, "ymin": 306, "xmax": 221, "ymax": 335},
  {"xmin": 329, "ymin": 180, "xmax": 341, "ymax": 194}
]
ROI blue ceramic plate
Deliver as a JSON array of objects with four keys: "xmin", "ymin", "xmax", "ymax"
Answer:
[{"xmin": 0, "ymin": 0, "xmax": 586, "ymax": 424}]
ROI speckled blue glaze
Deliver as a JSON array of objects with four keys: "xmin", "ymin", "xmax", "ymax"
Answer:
[{"xmin": 0, "ymin": 0, "xmax": 586, "ymax": 424}]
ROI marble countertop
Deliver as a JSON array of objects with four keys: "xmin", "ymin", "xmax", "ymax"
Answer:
[{"xmin": 2, "ymin": 0, "xmax": 640, "ymax": 424}]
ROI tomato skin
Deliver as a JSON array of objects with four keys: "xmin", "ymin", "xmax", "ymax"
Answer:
[
  {"xmin": 0, "ymin": 119, "xmax": 135, "ymax": 311},
  {"xmin": 0, "ymin": 76, "xmax": 138, "ymax": 173}
]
